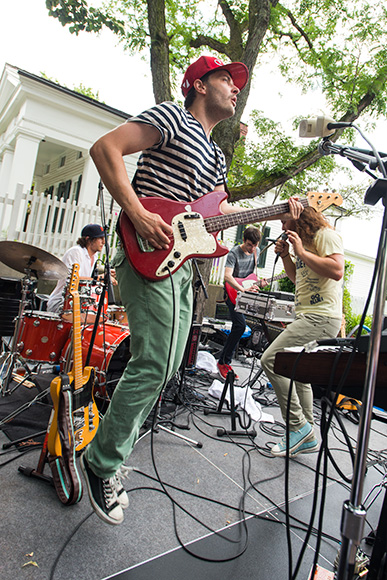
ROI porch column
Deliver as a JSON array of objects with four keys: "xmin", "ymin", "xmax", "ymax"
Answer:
[
  {"xmin": 0, "ymin": 146, "xmax": 14, "ymax": 195},
  {"xmin": 7, "ymin": 130, "xmax": 42, "ymax": 200},
  {"xmin": 79, "ymin": 155, "xmax": 101, "ymax": 206}
]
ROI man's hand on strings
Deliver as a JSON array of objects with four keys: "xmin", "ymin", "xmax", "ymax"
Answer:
[{"xmin": 130, "ymin": 208, "xmax": 173, "ymax": 250}]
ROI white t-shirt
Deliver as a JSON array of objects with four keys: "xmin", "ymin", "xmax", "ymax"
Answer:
[{"xmin": 46, "ymin": 245, "xmax": 98, "ymax": 312}]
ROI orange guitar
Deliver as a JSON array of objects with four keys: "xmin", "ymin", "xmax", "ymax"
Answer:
[
  {"xmin": 118, "ymin": 190, "xmax": 343, "ymax": 281},
  {"xmin": 48, "ymin": 264, "xmax": 99, "ymax": 456},
  {"xmin": 224, "ymin": 272, "xmax": 288, "ymax": 305}
]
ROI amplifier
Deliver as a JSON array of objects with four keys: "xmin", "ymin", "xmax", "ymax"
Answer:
[{"xmin": 235, "ymin": 291, "xmax": 295, "ymax": 323}]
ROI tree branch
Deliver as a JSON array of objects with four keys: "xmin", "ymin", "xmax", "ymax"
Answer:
[
  {"xmin": 285, "ymin": 8, "xmax": 314, "ymax": 51},
  {"xmin": 229, "ymin": 78, "xmax": 385, "ymax": 202},
  {"xmin": 190, "ymin": 35, "xmax": 231, "ymax": 56}
]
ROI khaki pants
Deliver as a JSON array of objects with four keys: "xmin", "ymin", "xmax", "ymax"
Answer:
[
  {"xmin": 260, "ymin": 313, "xmax": 341, "ymax": 431},
  {"xmin": 86, "ymin": 250, "xmax": 193, "ymax": 479}
]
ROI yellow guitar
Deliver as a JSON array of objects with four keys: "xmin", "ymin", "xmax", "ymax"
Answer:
[{"xmin": 48, "ymin": 263, "xmax": 99, "ymax": 457}]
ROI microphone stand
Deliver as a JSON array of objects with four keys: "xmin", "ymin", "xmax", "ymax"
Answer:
[
  {"xmin": 320, "ymin": 136, "xmax": 387, "ymax": 578},
  {"xmin": 85, "ymin": 181, "xmax": 115, "ymax": 368}
]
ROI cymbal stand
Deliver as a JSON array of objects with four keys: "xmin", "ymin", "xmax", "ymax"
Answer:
[{"xmin": 0, "ymin": 270, "xmax": 35, "ymax": 396}]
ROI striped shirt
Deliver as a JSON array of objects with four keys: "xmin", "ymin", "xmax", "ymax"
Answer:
[{"xmin": 127, "ymin": 102, "xmax": 227, "ymax": 203}]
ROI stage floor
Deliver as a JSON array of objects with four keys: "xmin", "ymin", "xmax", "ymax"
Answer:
[{"xmin": 1, "ymin": 355, "xmax": 386, "ymax": 580}]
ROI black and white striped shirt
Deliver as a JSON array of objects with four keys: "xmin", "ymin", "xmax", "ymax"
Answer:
[{"xmin": 128, "ymin": 102, "xmax": 227, "ymax": 203}]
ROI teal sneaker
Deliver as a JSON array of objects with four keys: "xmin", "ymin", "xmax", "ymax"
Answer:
[
  {"xmin": 290, "ymin": 437, "xmax": 319, "ymax": 457},
  {"xmin": 271, "ymin": 422, "xmax": 313, "ymax": 457}
]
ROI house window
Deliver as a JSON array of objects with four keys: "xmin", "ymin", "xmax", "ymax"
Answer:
[
  {"xmin": 76, "ymin": 151, "xmax": 83, "ymax": 160},
  {"xmin": 59, "ymin": 156, "xmax": 66, "ymax": 168},
  {"xmin": 258, "ymin": 226, "xmax": 271, "ymax": 268},
  {"xmin": 52, "ymin": 180, "xmax": 72, "ymax": 233},
  {"xmin": 235, "ymin": 224, "xmax": 244, "ymax": 245},
  {"xmin": 44, "ymin": 164, "xmax": 50, "ymax": 175},
  {"xmin": 236, "ymin": 224, "xmax": 271, "ymax": 267}
]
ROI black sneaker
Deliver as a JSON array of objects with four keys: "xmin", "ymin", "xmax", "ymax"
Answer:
[
  {"xmin": 80, "ymin": 454, "xmax": 124, "ymax": 525},
  {"xmin": 114, "ymin": 465, "xmax": 133, "ymax": 509}
]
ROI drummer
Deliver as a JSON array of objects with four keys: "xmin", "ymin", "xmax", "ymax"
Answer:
[{"xmin": 47, "ymin": 224, "xmax": 106, "ymax": 321}]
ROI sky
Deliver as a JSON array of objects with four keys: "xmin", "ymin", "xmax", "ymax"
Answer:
[{"xmin": 0, "ymin": 0, "xmax": 385, "ymax": 258}]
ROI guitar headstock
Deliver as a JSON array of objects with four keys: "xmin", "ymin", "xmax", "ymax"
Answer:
[
  {"xmin": 307, "ymin": 191, "xmax": 343, "ymax": 212},
  {"xmin": 69, "ymin": 263, "xmax": 80, "ymax": 298}
]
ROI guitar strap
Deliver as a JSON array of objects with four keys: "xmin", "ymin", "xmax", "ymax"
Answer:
[{"xmin": 48, "ymin": 374, "xmax": 83, "ymax": 505}]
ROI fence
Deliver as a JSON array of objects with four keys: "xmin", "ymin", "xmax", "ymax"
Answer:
[{"xmin": 0, "ymin": 184, "xmax": 120, "ymax": 262}]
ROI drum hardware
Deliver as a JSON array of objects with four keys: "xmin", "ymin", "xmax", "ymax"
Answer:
[
  {"xmin": 107, "ymin": 305, "xmax": 128, "ymax": 326},
  {"xmin": 0, "ymin": 241, "xmax": 67, "ymax": 396}
]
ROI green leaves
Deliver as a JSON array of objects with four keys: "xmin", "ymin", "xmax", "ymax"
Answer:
[{"xmin": 46, "ymin": 0, "xmax": 125, "ymax": 35}]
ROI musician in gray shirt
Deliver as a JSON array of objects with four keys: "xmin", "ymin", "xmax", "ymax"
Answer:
[{"xmin": 217, "ymin": 226, "xmax": 267, "ymax": 379}]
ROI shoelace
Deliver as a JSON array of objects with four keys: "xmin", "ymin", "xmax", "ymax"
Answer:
[
  {"xmin": 115, "ymin": 465, "xmax": 135, "ymax": 484},
  {"xmin": 103, "ymin": 478, "xmax": 119, "ymax": 507}
]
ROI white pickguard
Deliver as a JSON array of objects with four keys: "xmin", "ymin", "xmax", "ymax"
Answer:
[{"xmin": 156, "ymin": 212, "xmax": 217, "ymax": 277}]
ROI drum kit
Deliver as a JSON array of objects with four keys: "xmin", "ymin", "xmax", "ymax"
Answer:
[{"xmin": 0, "ymin": 240, "xmax": 130, "ymax": 399}]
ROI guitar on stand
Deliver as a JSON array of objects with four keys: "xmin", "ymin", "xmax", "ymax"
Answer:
[{"xmin": 19, "ymin": 264, "xmax": 99, "ymax": 505}]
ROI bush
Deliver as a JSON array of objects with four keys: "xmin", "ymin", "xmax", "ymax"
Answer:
[{"xmin": 345, "ymin": 312, "xmax": 373, "ymax": 336}]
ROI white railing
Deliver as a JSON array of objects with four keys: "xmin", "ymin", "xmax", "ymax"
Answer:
[{"xmin": 0, "ymin": 183, "xmax": 120, "ymax": 262}]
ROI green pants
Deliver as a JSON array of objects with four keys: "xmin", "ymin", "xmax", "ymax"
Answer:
[
  {"xmin": 260, "ymin": 313, "xmax": 341, "ymax": 431},
  {"xmin": 86, "ymin": 249, "xmax": 193, "ymax": 479}
]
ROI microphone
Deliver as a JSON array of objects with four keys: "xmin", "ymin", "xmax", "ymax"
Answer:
[
  {"xmin": 266, "ymin": 237, "xmax": 283, "ymax": 243},
  {"xmin": 299, "ymin": 115, "xmax": 352, "ymax": 138},
  {"xmin": 274, "ymin": 233, "xmax": 288, "ymax": 264}
]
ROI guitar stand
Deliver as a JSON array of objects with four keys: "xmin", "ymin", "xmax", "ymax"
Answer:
[
  {"xmin": 18, "ymin": 430, "xmax": 54, "ymax": 487},
  {"xmin": 205, "ymin": 370, "xmax": 257, "ymax": 438}
]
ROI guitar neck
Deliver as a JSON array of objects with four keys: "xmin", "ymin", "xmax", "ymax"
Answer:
[
  {"xmin": 72, "ymin": 294, "xmax": 83, "ymax": 391},
  {"xmin": 267, "ymin": 272, "xmax": 288, "ymax": 285},
  {"xmin": 204, "ymin": 198, "xmax": 309, "ymax": 234}
]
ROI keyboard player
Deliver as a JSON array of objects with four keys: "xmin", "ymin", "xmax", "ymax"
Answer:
[{"xmin": 260, "ymin": 197, "xmax": 344, "ymax": 457}]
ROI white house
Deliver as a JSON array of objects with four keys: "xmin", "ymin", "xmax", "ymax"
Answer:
[{"xmin": 0, "ymin": 63, "xmax": 138, "ymax": 260}]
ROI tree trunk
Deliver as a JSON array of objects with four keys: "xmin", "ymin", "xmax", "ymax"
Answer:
[
  {"xmin": 146, "ymin": 0, "xmax": 172, "ymax": 103},
  {"xmin": 192, "ymin": 259, "xmax": 213, "ymax": 325},
  {"xmin": 212, "ymin": 0, "xmax": 276, "ymax": 169}
]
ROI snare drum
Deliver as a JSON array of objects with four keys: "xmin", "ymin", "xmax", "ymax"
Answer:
[
  {"xmin": 16, "ymin": 311, "xmax": 72, "ymax": 363},
  {"xmin": 62, "ymin": 279, "xmax": 108, "ymax": 316},
  {"xmin": 107, "ymin": 305, "xmax": 128, "ymax": 326},
  {"xmin": 61, "ymin": 322, "xmax": 130, "ymax": 398}
]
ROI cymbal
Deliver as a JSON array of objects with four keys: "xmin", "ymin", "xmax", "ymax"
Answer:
[{"xmin": 0, "ymin": 241, "xmax": 68, "ymax": 280}]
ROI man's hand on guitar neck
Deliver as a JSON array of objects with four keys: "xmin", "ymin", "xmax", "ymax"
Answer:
[{"xmin": 280, "ymin": 197, "xmax": 304, "ymax": 222}]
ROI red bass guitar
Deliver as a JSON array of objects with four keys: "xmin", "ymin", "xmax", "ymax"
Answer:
[{"xmin": 118, "ymin": 190, "xmax": 343, "ymax": 281}]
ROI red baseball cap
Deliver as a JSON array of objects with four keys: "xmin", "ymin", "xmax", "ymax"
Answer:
[{"xmin": 181, "ymin": 55, "xmax": 249, "ymax": 97}]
